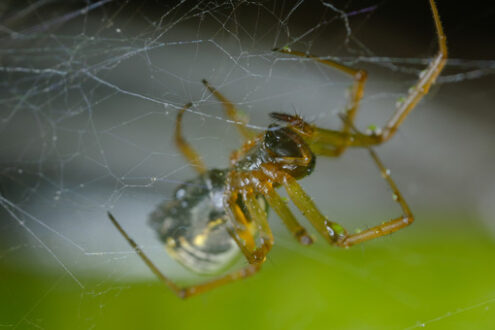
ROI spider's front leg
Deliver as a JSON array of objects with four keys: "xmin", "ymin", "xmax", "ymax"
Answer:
[
  {"xmin": 273, "ymin": 47, "xmax": 367, "ymax": 157},
  {"xmin": 274, "ymin": 0, "xmax": 447, "ymax": 152},
  {"xmin": 259, "ymin": 158, "xmax": 413, "ymax": 247}
]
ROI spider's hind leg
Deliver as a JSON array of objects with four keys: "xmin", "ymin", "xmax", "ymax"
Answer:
[{"xmin": 107, "ymin": 212, "xmax": 261, "ymax": 299}]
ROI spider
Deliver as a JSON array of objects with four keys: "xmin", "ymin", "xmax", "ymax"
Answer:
[{"xmin": 107, "ymin": 0, "xmax": 447, "ymax": 299}]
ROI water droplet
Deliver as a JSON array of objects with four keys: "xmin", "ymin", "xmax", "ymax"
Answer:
[
  {"xmin": 116, "ymin": 28, "xmax": 121, "ymax": 33},
  {"xmin": 176, "ymin": 189, "xmax": 186, "ymax": 198}
]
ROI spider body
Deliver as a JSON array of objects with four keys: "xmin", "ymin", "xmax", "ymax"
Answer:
[
  {"xmin": 149, "ymin": 122, "xmax": 315, "ymax": 273},
  {"xmin": 107, "ymin": 0, "xmax": 447, "ymax": 299},
  {"xmin": 234, "ymin": 123, "xmax": 316, "ymax": 178}
]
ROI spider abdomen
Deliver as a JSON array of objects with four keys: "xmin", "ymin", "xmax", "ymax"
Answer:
[{"xmin": 148, "ymin": 169, "xmax": 240, "ymax": 274}]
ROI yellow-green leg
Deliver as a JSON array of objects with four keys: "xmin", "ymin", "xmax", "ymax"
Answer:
[
  {"xmin": 259, "ymin": 153, "xmax": 413, "ymax": 247},
  {"xmin": 202, "ymin": 79, "xmax": 258, "ymax": 140},
  {"xmin": 273, "ymin": 47, "xmax": 367, "ymax": 155},
  {"xmin": 108, "ymin": 212, "xmax": 262, "ymax": 299},
  {"xmin": 234, "ymin": 170, "xmax": 314, "ymax": 246},
  {"xmin": 274, "ymin": 0, "xmax": 447, "ymax": 152},
  {"xmin": 224, "ymin": 174, "xmax": 274, "ymax": 264},
  {"xmin": 174, "ymin": 102, "xmax": 207, "ymax": 174}
]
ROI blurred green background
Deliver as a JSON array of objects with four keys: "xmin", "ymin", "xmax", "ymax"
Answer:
[{"xmin": 2, "ymin": 218, "xmax": 495, "ymax": 329}]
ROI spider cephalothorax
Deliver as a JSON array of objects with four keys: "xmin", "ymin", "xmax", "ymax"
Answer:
[
  {"xmin": 108, "ymin": 0, "xmax": 447, "ymax": 299},
  {"xmin": 232, "ymin": 123, "xmax": 316, "ymax": 179}
]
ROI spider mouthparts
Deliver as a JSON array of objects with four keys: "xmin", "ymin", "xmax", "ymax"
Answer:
[{"xmin": 270, "ymin": 112, "xmax": 293, "ymax": 122}]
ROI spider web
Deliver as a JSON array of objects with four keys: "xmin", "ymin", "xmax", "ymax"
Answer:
[{"xmin": 1, "ymin": 0, "xmax": 495, "ymax": 329}]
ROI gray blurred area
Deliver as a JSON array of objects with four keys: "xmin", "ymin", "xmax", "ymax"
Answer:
[{"xmin": 0, "ymin": 0, "xmax": 494, "ymax": 283}]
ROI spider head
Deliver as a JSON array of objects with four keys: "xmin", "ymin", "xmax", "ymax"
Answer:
[
  {"xmin": 264, "ymin": 123, "xmax": 315, "ymax": 179},
  {"xmin": 269, "ymin": 112, "xmax": 313, "ymax": 136}
]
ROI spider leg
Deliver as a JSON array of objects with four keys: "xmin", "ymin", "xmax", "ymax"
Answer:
[
  {"xmin": 337, "ymin": 147, "xmax": 413, "ymax": 247},
  {"xmin": 107, "ymin": 212, "xmax": 261, "ymax": 299},
  {"xmin": 261, "ymin": 164, "xmax": 347, "ymax": 245},
  {"xmin": 230, "ymin": 169, "xmax": 314, "ymax": 245},
  {"xmin": 335, "ymin": 113, "xmax": 414, "ymax": 246},
  {"xmin": 202, "ymin": 79, "xmax": 258, "ymax": 140},
  {"xmin": 273, "ymin": 47, "xmax": 367, "ymax": 156},
  {"xmin": 224, "ymin": 175, "xmax": 274, "ymax": 264},
  {"xmin": 378, "ymin": 0, "xmax": 447, "ymax": 143},
  {"xmin": 178, "ymin": 263, "xmax": 261, "ymax": 298},
  {"xmin": 259, "ymin": 159, "xmax": 413, "ymax": 247},
  {"xmin": 242, "ymin": 188, "xmax": 274, "ymax": 258},
  {"xmin": 259, "ymin": 180, "xmax": 314, "ymax": 245},
  {"xmin": 224, "ymin": 190, "xmax": 258, "ymax": 253},
  {"xmin": 308, "ymin": 125, "xmax": 380, "ymax": 156},
  {"xmin": 275, "ymin": 0, "xmax": 447, "ymax": 152},
  {"xmin": 268, "ymin": 111, "xmax": 380, "ymax": 155},
  {"xmin": 174, "ymin": 102, "xmax": 207, "ymax": 174}
]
